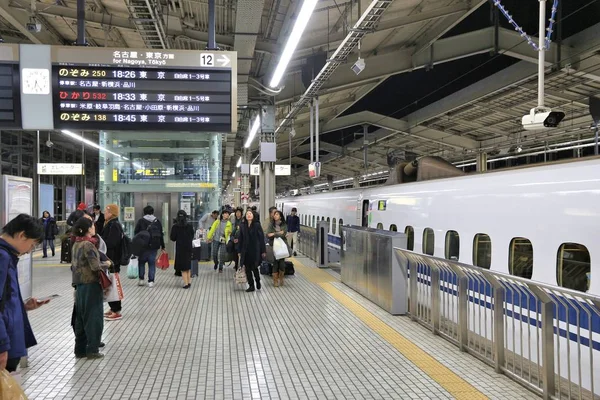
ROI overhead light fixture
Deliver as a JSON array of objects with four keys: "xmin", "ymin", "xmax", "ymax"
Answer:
[
  {"xmin": 232, "ymin": 172, "xmax": 236, "ymax": 178},
  {"xmin": 269, "ymin": 0, "xmax": 319, "ymax": 88},
  {"xmin": 517, "ymin": 146, "xmax": 523, "ymax": 153},
  {"xmin": 61, "ymin": 130, "xmax": 123, "ymax": 158},
  {"xmin": 244, "ymin": 115, "xmax": 261, "ymax": 148},
  {"xmin": 236, "ymin": 156, "xmax": 242, "ymax": 168}
]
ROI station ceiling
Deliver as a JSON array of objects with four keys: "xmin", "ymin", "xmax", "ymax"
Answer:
[{"xmin": 1, "ymin": 0, "xmax": 599, "ymax": 191}]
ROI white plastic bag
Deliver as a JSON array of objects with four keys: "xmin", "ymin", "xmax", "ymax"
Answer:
[
  {"xmin": 273, "ymin": 237, "xmax": 290, "ymax": 260},
  {"xmin": 104, "ymin": 273, "xmax": 124, "ymax": 302},
  {"xmin": 127, "ymin": 258, "xmax": 139, "ymax": 279},
  {"xmin": 0, "ymin": 369, "xmax": 27, "ymax": 399}
]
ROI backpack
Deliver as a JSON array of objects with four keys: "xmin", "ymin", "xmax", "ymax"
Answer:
[
  {"xmin": 120, "ymin": 233, "xmax": 132, "ymax": 266},
  {"xmin": 147, "ymin": 220, "xmax": 162, "ymax": 250},
  {"xmin": 131, "ymin": 231, "xmax": 150, "ymax": 256}
]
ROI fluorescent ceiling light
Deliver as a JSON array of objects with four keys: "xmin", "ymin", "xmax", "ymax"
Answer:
[
  {"xmin": 244, "ymin": 116, "xmax": 261, "ymax": 148},
  {"xmin": 236, "ymin": 156, "xmax": 242, "ymax": 168},
  {"xmin": 61, "ymin": 130, "xmax": 123, "ymax": 158},
  {"xmin": 269, "ymin": 0, "xmax": 318, "ymax": 88}
]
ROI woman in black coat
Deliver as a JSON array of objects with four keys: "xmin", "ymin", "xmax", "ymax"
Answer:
[
  {"xmin": 40, "ymin": 210, "xmax": 58, "ymax": 258},
  {"xmin": 170, "ymin": 210, "xmax": 194, "ymax": 289},
  {"xmin": 237, "ymin": 210, "xmax": 266, "ymax": 292}
]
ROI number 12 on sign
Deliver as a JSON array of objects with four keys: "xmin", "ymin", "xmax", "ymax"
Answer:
[{"xmin": 200, "ymin": 54, "xmax": 214, "ymax": 67}]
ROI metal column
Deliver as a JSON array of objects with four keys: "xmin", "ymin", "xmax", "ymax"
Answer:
[
  {"xmin": 207, "ymin": 0, "xmax": 217, "ymax": 50},
  {"xmin": 241, "ymin": 148, "xmax": 250, "ymax": 211},
  {"xmin": 476, "ymin": 152, "xmax": 487, "ymax": 172},
  {"xmin": 76, "ymin": 0, "xmax": 86, "ymax": 45}
]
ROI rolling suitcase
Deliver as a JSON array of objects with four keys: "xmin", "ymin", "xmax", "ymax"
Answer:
[
  {"xmin": 60, "ymin": 236, "xmax": 72, "ymax": 264},
  {"xmin": 199, "ymin": 242, "xmax": 211, "ymax": 261},
  {"xmin": 260, "ymin": 261, "xmax": 272, "ymax": 276},
  {"xmin": 191, "ymin": 260, "xmax": 199, "ymax": 277},
  {"xmin": 284, "ymin": 260, "xmax": 295, "ymax": 276}
]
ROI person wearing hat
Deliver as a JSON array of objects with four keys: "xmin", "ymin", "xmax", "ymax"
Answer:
[
  {"xmin": 100, "ymin": 204, "xmax": 124, "ymax": 321},
  {"xmin": 207, "ymin": 209, "xmax": 232, "ymax": 273},
  {"xmin": 66, "ymin": 203, "xmax": 88, "ymax": 227},
  {"xmin": 170, "ymin": 210, "xmax": 195, "ymax": 288}
]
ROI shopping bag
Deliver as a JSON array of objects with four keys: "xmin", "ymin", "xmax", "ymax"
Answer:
[
  {"xmin": 127, "ymin": 257, "xmax": 139, "ymax": 279},
  {"xmin": 157, "ymin": 251, "xmax": 170, "ymax": 270},
  {"xmin": 273, "ymin": 237, "xmax": 290, "ymax": 260},
  {"xmin": 99, "ymin": 270, "xmax": 111, "ymax": 290},
  {"xmin": 104, "ymin": 273, "xmax": 124, "ymax": 302},
  {"xmin": 192, "ymin": 239, "xmax": 202, "ymax": 248},
  {"xmin": 0, "ymin": 369, "xmax": 27, "ymax": 399},
  {"xmin": 235, "ymin": 267, "xmax": 247, "ymax": 284}
]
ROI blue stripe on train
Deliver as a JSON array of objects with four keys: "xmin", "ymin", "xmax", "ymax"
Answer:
[
  {"xmin": 325, "ymin": 234, "xmax": 600, "ymax": 348},
  {"xmin": 411, "ymin": 265, "xmax": 600, "ymax": 350}
]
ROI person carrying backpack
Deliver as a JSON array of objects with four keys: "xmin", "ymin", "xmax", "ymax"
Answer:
[
  {"xmin": 133, "ymin": 206, "xmax": 165, "ymax": 286},
  {"xmin": 101, "ymin": 204, "xmax": 124, "ymax": 321}
]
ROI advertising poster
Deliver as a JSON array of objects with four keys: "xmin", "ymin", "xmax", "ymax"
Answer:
[
  {"xmin": 85, "ymin": 188, "xmax": 94, "ymax": 207},
  {"xmin": 65, "ymin": 186, "xmax": 76, "ymax": 214},
  {"xmin": 40, "ymin": 183, "xmax": 55, "ymax": 217}
]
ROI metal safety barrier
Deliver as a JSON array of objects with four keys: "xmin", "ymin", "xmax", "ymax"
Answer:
[
  {"xmin": 297, "ymin": 222, "xmax": 329, "ymax": 267},
  {"xmin": 341, "ymin": 226, "xmax": 407, "ymax": 314},
  {"xmin": 394, "ymin": 248, "xmax": 600, "ymax": 400}
]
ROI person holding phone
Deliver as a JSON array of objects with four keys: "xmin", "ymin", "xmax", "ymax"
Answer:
[{"xmin": 0, "ymin": 214, "xmax": 49, "ymax": 372}]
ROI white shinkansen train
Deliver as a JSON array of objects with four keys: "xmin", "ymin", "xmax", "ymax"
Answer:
[{"xmin": 277, "ymin": 157, "xmax": 599, "ymax": 296}]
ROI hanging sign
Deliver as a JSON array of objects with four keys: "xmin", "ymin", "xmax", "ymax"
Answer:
[
  {"xmin": 37, "ymin": 163, "xmax": 83, "ymax": 175},
  {"xmin": 123, "ymin": 206, "xmax": 135, "ymax": 221},
  {"xmin": 275, "ymin": 165, "xmax": 291, "ymax": 176},
  {"xmin": 250, "ymin": 164, "xmax": 260, "ymax": 176}
]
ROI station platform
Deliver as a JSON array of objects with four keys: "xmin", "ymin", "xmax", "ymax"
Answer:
[{"xmin": 20, "ymin": 253, "xmax": 535, "ymax": 400}]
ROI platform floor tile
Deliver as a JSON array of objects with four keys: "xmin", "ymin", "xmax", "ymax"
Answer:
[{"xmin": 22, "ymin": 260, "xmax": 461, "ymax": 400}]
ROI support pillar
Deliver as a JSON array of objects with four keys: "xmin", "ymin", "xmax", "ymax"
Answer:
[
  {"xmin": 33, "ymin": 131, "xmax": 40, "ymax": 217},
  {"xmin": 259, "ymin": 105, "xmax": 276, "ymax": 217},
  {"xmin": 353, "ymin": 176, "xmax": 360, "ymax": 188},
  {"xmin": 476, "ymin": 152, "xmax": 487, "ymax": 172},
  {"xmin": 81, "ymin": 132, "xmax": 86, "ymax": 203},
  {"xmin": 99, "ymin": 132, "xmax": 120, "ymax": 208},
  {"xmin": 209, "ymin": 133, "xmax": 222, "ymax": 211},
  {"xmin": 241, "ymin": 148, "xmax": 250, "ymax": 211},
  {"xmin": 327, "ymin": 175, "xmax": 333, "ymax": 191}
]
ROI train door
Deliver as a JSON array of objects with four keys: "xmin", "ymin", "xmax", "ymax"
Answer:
[{"xmin": 361, "ymin": 199, "xmax": 369, "ymax": 227}]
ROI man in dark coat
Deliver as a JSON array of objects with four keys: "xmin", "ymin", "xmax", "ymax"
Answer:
[
  {"xmin": 100, "ymin": 204, "xmax": 124, "ymax": 321},
  {"xmin": 92, "ymin": 205, "xmax": 105, "ymax": 235},
  {"xmin": 237, "ymin": 210, "xmax": 266, "ymax": 292}
]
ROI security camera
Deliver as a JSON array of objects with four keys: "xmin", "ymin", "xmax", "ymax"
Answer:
[
  {"xmin": 45, "ymin": 139, "xmax": 53, "ymax": 148},
  {"xmin": 522, "ymin": 107, "xmax": 565, "ymax": 130},
  {"xmin": 351, "ymin": 58, "xmax": 365, "ymax": 75},
  {"xmin": 26, "ymin": 22, "xmax": 42, "ymax": 33}
]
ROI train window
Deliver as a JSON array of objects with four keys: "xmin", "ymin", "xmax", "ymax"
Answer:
[
  {"xmin": 332, "ymin": 218, "xmax": 337, "ymax": 235},
  {"xmin": 473, "ymin": 233, "xmax": 492, "ymax": 269},
  {"xmin": 312, "ymin": 215, "xmax": 315, "ymax": 227},
  {"xmin": 339, "ymin": 219, "xmax": 343, "ymax": 233},
  {"xmin": 326, "ymin": 217, "xmax": 331, "ymax": 233},
  {"xmin": 390, "ymin": 224, "xmax": 397, "ymax": 232},
  {"xmin": 509, "ymin": 238, "xmax": 533, "ymax": 279},
  {"xmin": 423, "ymin": 228, "xmax": 435, "ymax": 255},
  {"xmin": 405, "ymin": 226, "xmax": 414, "ymax": 251},
  {"xmin": 445, "ymin": 231, "xmax": 460, "ymax": 261},
  {"xmin": 557, "ymin": 243, "xmax": 590, "ymax": 292},
  {"xmin": 376, "ymin": 223, "xmax": 383, "ymax": 230}
]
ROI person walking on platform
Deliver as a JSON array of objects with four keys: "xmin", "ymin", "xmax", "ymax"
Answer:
[
  {"xmin": 92, "ymin": 205, "xmax": 105, "ymax": 235},
  {"xmin": 231, "ymin": 208, "xmax": 243, "ymax": 271},
  {"xmin": 71, "ymin": 217, "xmax": 108, "ymax": 359},
  {"xmin": 285, "ymin": 208, "xmax": 300, "ymax": 257},
  {"xmin": 170, "ymin": 210, "xmax": 194, "ymax": 289},
  {"xmin": 134, "ymin": 206, "xmax": 165, "ymax": 284},
  {"xmin": 267, "ymin": 210, "xmax": 289, "ymax": 287},
  {"xmin": 207, "ymin": 209, "xmax": 232, "ymax": 273},
  {"xmin": 237, "ymin": 210, "xmax": 266, "ymax": 292},
  {"xmin": 40, "ymin": 210, "xmax": 58, "ymax": 258},
  {"xmin": 101, "ymin": 204, "xmax": 124, "ymax": 321},
  {"xmin": 200, "ymin": 210, "xmax": 219, "ymax": 230},
  {"xmin": 0, "ymin": 214, "xmax": 50, "ymax": 371}
]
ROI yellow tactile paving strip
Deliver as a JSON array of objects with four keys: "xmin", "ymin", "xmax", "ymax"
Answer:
[{"xmin": 293, "ymin": 258, "xmax": 488, "ymax": 400}]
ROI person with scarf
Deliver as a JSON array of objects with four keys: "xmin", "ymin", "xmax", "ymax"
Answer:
[
  {"xmin": 101, "ymin": 204, "xmax": 124, "ymax": 321},
  {"xmin": 170, "ymin": 210, "xmax": 194, "ymax": 289},
  {"xmin": 207, "ymin": 209, "xmax": 232, "ymax": 273},
  {"xmin": 40, "ymin": 210, "xmax": 58, "ymax": 258},
  {"xmin": 0, "ymin": 214, "xmax": 49, "ymax": 371},
  {"xmin": 71, "ymin": 217, "xmax": 108, "ymax": 359},
  {"xmin": 237, "ymin": 210, "xmax": 266, "ymax": 292},
  {"xmin": 266, "ymin": 210, "xmax": 289, "ymax": 287}
]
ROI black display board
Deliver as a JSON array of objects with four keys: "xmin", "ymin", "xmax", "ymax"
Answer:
[
  {"xmin": 0, "ymin": 64, "xmax": 21, "ymax": 128},
  {"xmin": 52, "ymin": 66, "xmax": 232, "ymax": 131}
]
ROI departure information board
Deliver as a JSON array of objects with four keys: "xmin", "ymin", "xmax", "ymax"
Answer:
[
  {"xmin": 0, "ymin": 63, "xmax": 20, "ymax": 128},
  {"xmin": 50, "ymin": 47, "xmax": 237, "ymax": 132}
]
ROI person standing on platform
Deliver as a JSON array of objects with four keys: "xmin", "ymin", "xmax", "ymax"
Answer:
[
  {"xmin": 237, "ymin": 210, "xmax": 266, "ymax": 292},
  {"xmin": 231, "ymin": 208, "xmax": 243, "ymax": 271},
  {"xmin": 285, "ymin": 208, "xmax": 300, "ymax": 257},
  {"xmin": 40, "ymin": 211, "xmax": 58, "ymax": 258},
  {"xmin": 170, "ymin": 210, "xmax": 194, "ymax": 289},
  {"xmin": 71, "ymin": 217, "xmax": 108, "ymax": 359},
  {"xmin": 134, "ymin": 206, "xmax": 165, "ymax": 284},
  {"xmin": 101, "ymin": 204, "xmax": 123, "ymax": 321},
  {"xmin": 67, "ymin": 203, "xmax": 88, "ymax": 227},
  {"xmin": 92, "ymin": 205, "xmax": 105, "ymax": 235},
  {"xmin": 267, "ymin": 210, "xmax": 288, "ymax": 287},
  {"xmin": 200, "ymin": 210, "xmax": 219, "ymax": 231},
  {"xmin": 207, "ymin": 209, "xmax": 232, "ymax": 273},
  {"xmin": 262, "ymin": 206, "xmax": 277, "ymax": 233}
]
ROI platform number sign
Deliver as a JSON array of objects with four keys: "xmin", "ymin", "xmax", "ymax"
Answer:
[{"xmin": 200, "ymin": 53, "xmax": 214, "ymax": 67}]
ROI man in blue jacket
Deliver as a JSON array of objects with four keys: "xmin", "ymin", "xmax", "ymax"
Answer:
[{"xmin": 0, "ymin": 214, "xmax": 50, "ymax": 371}]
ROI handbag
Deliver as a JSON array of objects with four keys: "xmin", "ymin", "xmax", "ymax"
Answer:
[
  {"xmin": 104, "ymin": 273, "xmax": 124, "ymax": 303},
  {"xmin": 127, "ymin": 257, "xmax": 139, "ymax": 279},
  {"xmin": 273, "ymin": 237, "xmax": 290, "ymax": 260},
  {"xmin": 192, "ymin": 239, "xmax": 202, "ymax": 248},
  {"xmin": 265, "ymin": 245, "xmax": 275, "ymax": 264},
  {"xmin": 235, "ymin": 267, "xmax": 247, "ymax": 284},
  {"xmin": 157, "ymin": 250, "xmax": 170, "ymax": 270},
  {"xmin": 99, "ymin": 270, "xmax": 111, "ymax": 290}
]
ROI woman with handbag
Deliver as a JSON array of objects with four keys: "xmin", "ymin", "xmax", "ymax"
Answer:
[
  {"xmin": 207, "ymin": 209, "xmax": 232, "ymax": 273},
  {"xmin": 266, "ymin": 210, "xmax": 289, "ymax": 287},
  {"xmin": 170, "ymin": 210, "xmax": 194, "ymax": 289},
  {"xmin": 237, "ymin": 210, "xmax": 266, "ymax": 292},
  {"xmin": 231, "ymin": 208, "xmax": 243, "ymax": 271},
  {"xmin": 71, "ymin": 217, "xmax": 109, "ymax": 359}
]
